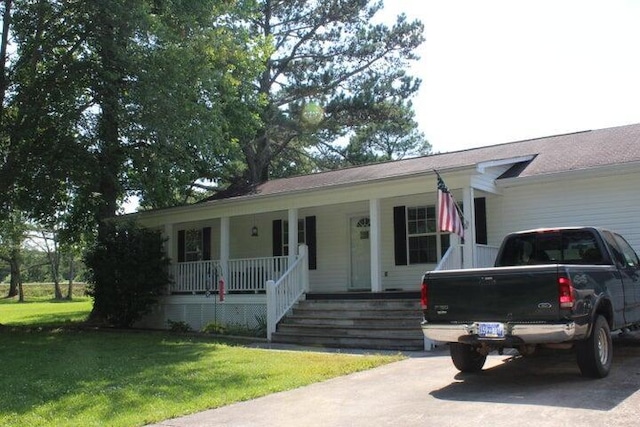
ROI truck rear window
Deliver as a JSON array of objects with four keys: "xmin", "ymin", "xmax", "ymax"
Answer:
[{"xmin": 497, "ymin": 230, "xmax": 606, "ymax": 266}]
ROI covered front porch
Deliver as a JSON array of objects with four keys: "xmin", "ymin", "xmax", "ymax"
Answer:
[
  {"xmin": 133, "ymin": 161, "xmax": 524, "ymax": 337},
  {"xmin": 157, "ymin": 240, "xmax": 498, "ymax": 343},
  {"xmin": 168, "ymin": 242, "xmax": 500, "ymax": 295}
]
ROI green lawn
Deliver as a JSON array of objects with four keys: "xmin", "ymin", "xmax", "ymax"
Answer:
[{"xmin": 0, "ymin": 287, "xmax": 404, "ymax": 426}]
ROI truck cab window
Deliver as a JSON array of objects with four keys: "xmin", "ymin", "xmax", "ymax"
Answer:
[
  {"xmin": 562, "ymin": 230, "xmax": 603, "ymax": 264},
  {"xmin": 498, "ymin": 229, "xmax": 604, "ymax": 266},
  {"xmin": 613, "ymin": 234, "xmax": 640, "ymax": 268}
]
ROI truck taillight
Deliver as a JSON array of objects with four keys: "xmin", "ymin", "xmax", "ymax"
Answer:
[
  {"xmin": 421, "ymin": 281, "xmax": 428, "ymax": 309},
  {"xmin": 558, "ymin": 276, "xmax": 575, "ymax": 309}
]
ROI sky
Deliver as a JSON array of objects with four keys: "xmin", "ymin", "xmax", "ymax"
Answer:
[{"xmin": 379, "ymin": 0, "xmax": 640, "ymax": 154}]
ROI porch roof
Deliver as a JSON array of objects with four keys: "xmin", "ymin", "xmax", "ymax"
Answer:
[
  {"xmin": 131, "ymin": 122, "xmax": 640, "ymax": 222},
  {"xmin": 236, "ymin": 122, "xmax": 640, "ymax": 200}
]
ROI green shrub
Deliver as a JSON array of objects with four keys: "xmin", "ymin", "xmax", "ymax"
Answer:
[
  {"xmin": 202, "ymin": 316, "xmax": 267, "ymax": 338},
  {"xmin": 84, "ymin": 221, "xmax": 170, "ymax": 328},
  {"xmin": 167, "ymin": 319, "xmax": 192, "ymax": 333},
  {"xmin": 253, "ymin": 314, "xmax": 267, "ymax": 337},
  {"xmin": 202, "ymin": 321, "xmax": 227, "ymax": 334}
]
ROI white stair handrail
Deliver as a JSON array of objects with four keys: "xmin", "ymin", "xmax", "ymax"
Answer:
[{"xmin": 266, "ymin": 245, "xmax": 308, "ymax": 340}]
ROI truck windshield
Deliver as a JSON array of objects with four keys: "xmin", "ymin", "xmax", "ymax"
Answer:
[{"xmin": 497, "ymin": 230, "xmax": 606, "ymax": 266}]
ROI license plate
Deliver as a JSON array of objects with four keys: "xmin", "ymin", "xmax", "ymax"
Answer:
[{"xmin": 478, "ymin": 322, "xmax": 504, "ymax": 338}]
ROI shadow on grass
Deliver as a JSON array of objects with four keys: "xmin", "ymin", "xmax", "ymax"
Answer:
[
  {"xmin": 0, "ymin": 327, "xmax": 385, "ymax": 427},
  {"xmin": 0, "ymin": 329, "xmax": 254, "ymax": 425}
]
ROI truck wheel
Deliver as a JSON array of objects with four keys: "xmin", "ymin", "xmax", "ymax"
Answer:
[
  {"xmin": 449, "ymin": 343, "xmax": 487, "ymax": 373},
  {"xmin": 576, "ymin": 315, "xmax": 612, "ymax": 378}
]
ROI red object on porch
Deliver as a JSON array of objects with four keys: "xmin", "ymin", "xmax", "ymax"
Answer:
[{"xmin": 219, "ymin": 277, "xmax": 225, "ymax": 302}]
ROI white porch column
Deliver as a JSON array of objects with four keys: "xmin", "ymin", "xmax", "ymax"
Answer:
[
  {"xmin": 220, "ymin": 216, "xmax": 230, "ymax": 281},
  {"xmin": 369, "ymin": 198, "xmax": 383, "ymax": 292},
  {"xmin": 163, "ymin": 223, "xmax": 175, "ymax": 262},
  {"xmin": 462, "ymin": 186, "xmax": 476, "ymax": 269},
  {"xmin": 287, "ymin": 208, "xmax": 299, "ymax": 266}
]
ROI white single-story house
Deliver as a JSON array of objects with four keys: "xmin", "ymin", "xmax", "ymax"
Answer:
[{"xmin": 132, "ymin": 123, "xmax": 640, "ymax": 341}]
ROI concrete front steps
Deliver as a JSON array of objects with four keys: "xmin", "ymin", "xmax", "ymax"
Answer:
[{"xmin": 270, "ymin": 292, "xmax": 425, "ymax": 351}]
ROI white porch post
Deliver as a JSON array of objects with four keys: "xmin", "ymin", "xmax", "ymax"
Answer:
[
  {"xmin": 299, "ymin": 244, "xmax": 310, "ymax": 293},
  {"xmin": 369, "ymin": 198, "xmax": 382, "ymax": 292},
  {"xmin": 462, "ymin": 186, "xmax": 476, "ymax": 269},
  {"xmin": 287, "ymin": 208, "xmax": 298, "ymax": 266},
  {"xmin": 220, "ymin": 216, "xmax": 230, "ymax": 284},
  {"xmin": 163, "ymin": 223, "xmax": 175, "ymax": 262}
]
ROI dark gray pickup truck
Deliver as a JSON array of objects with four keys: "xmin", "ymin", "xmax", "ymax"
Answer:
[{"xmin": 421, "ymin": 227, "xmax": 640, "ymax": 378}]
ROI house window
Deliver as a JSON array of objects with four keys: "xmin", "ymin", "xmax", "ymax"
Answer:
[
  {"xmin": 178, "ymin": 227, "xmax": 211, "ymax": 263},
  {"xmin": 282, "ymin": 219, "xmax": 306, "ymax": 256},
  {"xmin": 184, "ymin": 229, "xmax": 203, "ymax": 262},
  {"xmin": 407, "ymin": 206, "xmax": 450, "ymax": 264},
  {"xmin": 356, "ymin": 217, "xmax": 370, "ymax": 240}
]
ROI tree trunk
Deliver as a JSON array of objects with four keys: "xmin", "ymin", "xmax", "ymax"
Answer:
[
  {"xmin": 7, "ymin": 248, "xmax": 21, "ymax": 299},
  {"xmin": 50, "ymin": 253, "xmax": 63, "ymax": 300},
  {"xmin": 88, "ymin": 3, "xmax": 128, "ymax": 323},
  {"xmin": 65, "ymin": 256, "xmax": 74, "ymax": 300},
  {"xmin": 53, "ymin": 280, "xmax": 63, "ymax": 300},
  {"xmin": 0, "ymin": 0, "xmax": 12, "ymax": 117}
]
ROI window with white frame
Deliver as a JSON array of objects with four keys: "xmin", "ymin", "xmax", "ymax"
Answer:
[
  {"xmin": 407, "ymin": 206, "xmax": 450, "ymax": 264},
  {"xmin": 184, "ymin": 229, "xmax": 203, "ymax": 262}
]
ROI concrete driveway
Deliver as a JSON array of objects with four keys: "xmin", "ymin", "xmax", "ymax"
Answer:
[{"xmin": 148, "ymin": 331, "xmax": 640, "ymax": 427}]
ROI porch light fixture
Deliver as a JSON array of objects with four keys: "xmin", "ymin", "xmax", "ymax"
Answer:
[{"xmin": 251, "ymin": 214, "xmax": 259, "ymax": 237}]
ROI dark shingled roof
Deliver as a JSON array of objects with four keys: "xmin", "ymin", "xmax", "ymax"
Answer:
[{"xmin": 241, "ymin": 122, "xmax": 640, "ymax": 199}]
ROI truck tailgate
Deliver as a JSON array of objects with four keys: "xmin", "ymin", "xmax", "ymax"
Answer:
[{"xmin": 426, "ymin": 265, "xmax": 563, "ymax": 322}]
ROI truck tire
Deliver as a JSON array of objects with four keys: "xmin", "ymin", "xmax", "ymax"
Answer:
[
  {"xmin": 450, "ymin": 343, "xmax": 487, "ymax": 373},
  {"xmin": 576, "ymin": 315, "xmax": 612, "ymax": 378}
]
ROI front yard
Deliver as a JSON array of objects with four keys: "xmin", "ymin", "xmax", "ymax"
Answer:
[{"xmin": 0, "ymin": 286, "xmax": 403, "ymax": 426}]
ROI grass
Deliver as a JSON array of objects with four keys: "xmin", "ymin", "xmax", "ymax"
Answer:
[
  {"xmin": 0, "ymin": 283, "xmax": 92, "ymax": 326},
  {"xmin": 0, "ymin": 285, "xmax": 405, "ymax": 427}
]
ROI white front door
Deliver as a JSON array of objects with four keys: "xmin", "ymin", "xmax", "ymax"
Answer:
[{"xmin": 350, "ymin": 216, "xmax": 371, "ymax": 290}]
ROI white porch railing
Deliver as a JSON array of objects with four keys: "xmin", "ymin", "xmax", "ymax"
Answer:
[
  {"xmin": 476, "ymin": 244, "xmax": 500, "ymax": 268},
  {"xmin": 435, "ymin": 245, "xmax": 462, "ymax": 271},
  {"xmin": 171, "ymin": 260, "xmax": 221, "ymax": 293},
  {"xmin": 170, "ymin": 256, "xmax": 289, "ymax": 293},
  {"xmin": 227, "ymin": 256, "xmax": 289, "ymax": 292},
  {"xmin": 266, "ymin": 245, "xmax": 309, "ymax": 341},
  {"xmin": 434, "ymin": 244, "xmax": 500, "ymax": 271}
]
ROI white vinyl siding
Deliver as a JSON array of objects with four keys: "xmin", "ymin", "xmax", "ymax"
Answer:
[{"xmin": 488, "ymin": 170, "xmax": 640, "ymax": 253}]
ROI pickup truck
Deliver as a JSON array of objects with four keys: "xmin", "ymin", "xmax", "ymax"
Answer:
[{"xmin": 420, "ymin": 226, "xmax": 640, "ymax": 378}]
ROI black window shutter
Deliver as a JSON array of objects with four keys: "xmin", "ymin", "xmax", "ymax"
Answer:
[
  {"xmin": 393, "ymin": 206, "xmax": 408, "ymax": 266},
  {"xmin": 177, "ymin": 230, "xmax": 185, "ymax": 263},
  {"xmin": 272, "ymin": 220, "xmax": 283, "ymax": 256},
  {"xmin": 305, "ymin": 216, "xmax": 317, "ymax": 270},
  {"xmin": 202, "ymin": 227, "xmax": 212, "ymax": 260},
  {"xmin": 474, "ymin": 198, "xmax": 488, "ymax": 245}
]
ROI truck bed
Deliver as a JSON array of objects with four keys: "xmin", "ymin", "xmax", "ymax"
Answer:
[{"xmin": 426, "ymin": 265, "xmax": 563, "ymax": 323}]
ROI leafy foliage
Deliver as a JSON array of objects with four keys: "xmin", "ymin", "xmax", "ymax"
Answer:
[
  {"xmin": 0, "ymin": 1, "xmax": 429, "ymax": 306},
  {"xmin": 222, "ymin": 0, "xmax": 429, "ymax": 190},
  {"xmin": 84, "ymin": 221, "xmax": 170, "ymax": 328},
  {"xmin": 167, "ymin": 319, "xmax": 192, "ymax": 333}
]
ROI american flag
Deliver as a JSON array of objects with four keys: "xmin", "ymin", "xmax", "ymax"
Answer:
[{"xmin": 436, "ymin": 173, "xmax": 465, "ymax": 239}]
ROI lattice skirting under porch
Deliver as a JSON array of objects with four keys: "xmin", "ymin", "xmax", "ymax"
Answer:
[{"xmin": 136, "ymin": 297, "xmax": 267, "ymax": 333}]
